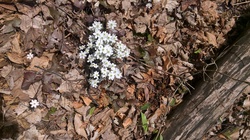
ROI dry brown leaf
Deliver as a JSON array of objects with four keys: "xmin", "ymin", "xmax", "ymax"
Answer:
[
  {"xmin": 15, "ymin": 102, "xmax": 28, "ymax": 116},
  {"xmin": 181, "ymin": 0, "xmax": 198, "ymax": 11},
  {"xmin": 122, "ymin": 1, "xmax": 131, "ymax": 11},
  {"xmin": 50, "ymin": 129, "xmax": 67, "ymax": 135},
  {"xmin": 6, "ymin": 52, "xmax": 24, "ymax": 64},
  {"xmin": 72, "ymin": 101, "xmax": 84, "ymax": 109},
  {"xmin": 90, "ymin": 108, "xmax": 114, "ymax": 125},
  {"xmin": 19, "ymin": 15, "xmax": 44, "ymax": 33},
  {"xmin": 17, "ymin": 125, "xmax": 46, "ymax": 140},
  {"xmin": 74, "ymin": 113, "xmax": 88, "ymax": 139},
  {"xmin": 126, "ymin": 84, "xmax": 135, "ymax": 99},
  {"xmin": 59, "ymin": 96, "xmax": 72, "ymax": 111},
  {"xmin": 201, "ymin": 1, "xmax": 218, "ymax": 21},
  {"xmin": 163, "ymin": 0, "xmax": 179, "ymax": 12},
  {"xmin": 134, "ymin": 15, "xmax": 151, "ymax": 34},
  {"xmin": 107, "ymin": 0, "xmax": 120, "ymax": 9},
  {"xmin": 206, "ymin": 32, "xmax": 218, "ymax": 47},
  {"xmin": 1, "ymin": 65, "xmax": 12, "ymax": 78},
  {"xmin": 81, "ymin": 96, "xmax": 92, "ymax": 106},
  {"xmin": 25, "ymin": 109, "xmax": 43, "ymax": 124},
  {"xmin": 22, "ymin": 81, "xmax": 42, "ymax": 98},
  {"xmin": 57, "ymin": 80, "xmax": 71, "ymax": 93},
  {"xmin": 11, "ymin": 33, "xmax": 22, "ymax": 54},
  {"xmin": 12, "ymin": 88, "xmax": 30, "ymax": 101},
  {"xmin": 65, "ymin": 69, "xmax": 84, "ymax": 80},
  {"xmin": 27, "ymin": 56, "xmax": 50, "ymax": 72},
  {"xmin": 101, "ymin": 127, "xmax": 119, "ymax": 139},
  {"xmin": 123, "ymin": 118, "xmax": 132, "ymax": 128},
  {"xmin": 75, "ymin": 105, "xmax": 91, "ymax": 121}
]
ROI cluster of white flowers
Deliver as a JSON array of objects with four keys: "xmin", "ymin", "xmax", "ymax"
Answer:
[{"xmin": 79, "ymin": 20, "xmax": 130, "ymax": 88}]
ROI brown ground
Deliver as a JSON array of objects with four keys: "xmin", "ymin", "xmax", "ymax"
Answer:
[{"xmin": 0, "ymin": 0, "xmax": 249, "ymax": 139}]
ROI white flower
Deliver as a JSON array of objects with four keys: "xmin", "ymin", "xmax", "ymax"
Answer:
[
  {"xmin": 107, "ymin": 20, "xmax": 117, "ymax": 29},
  {"xmin": 146, "ymin": 3, "xmax": 152, "ymax": 9},
  {"xmin": 30, "ymin": 99, "xmax": 39, "ymax": 108},
  {"xmin": 87, "ymin": 54, "xmax": 96, "ymax": 63},
  {"xmin": 102, "ymin": 59, "xmax": 112, "ymax": 67},
  {"xmin": 111, "ymin": 67, "xmax": 122, "ymax": 79},
  {"xmin": 101, "ymin": 67, "xmax": 109, "ymax": 78},
  {"xmin": 79, "ymin": 51, "xmax": 87, "ymax": 59},
  {"xmin": 89, "ymin": 21, "xmax": 103, "ymax": 31},
  {"xmin": 87, "ymin": 42, "xmax": 94, "ymax": 48},
  {"xmin": 103, "ymin": 44, "xmax": 113, "ymax": 56},
  {"xmin": 79, "ymin": 45, "xmax": 86, "ymax": 50},
  {"xmin": 90, "ymin": 63, "xmax": 99, "ymax": 68},
  {"xmin": 92, "ymin": 71, "xmax": 100, "ymax": 79},
  {"xmin": 27, "ymin": 52, "xmax": 34, "ymax": 60},
  {"xmin": 89, "ymin": 79, "xmax": 99, "ymax": 88},
  {"xmin": 108, "ymin": 72, "xmax": 115, "ymax": 80},
  {"xmin": 93, "ymin": 30, "xmax": 102, "ymax": 39}
]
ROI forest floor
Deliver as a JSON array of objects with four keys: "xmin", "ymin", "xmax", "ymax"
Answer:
[{"xmin": 0, "ymin": 0, "xmax": 250, "ymax": 139}]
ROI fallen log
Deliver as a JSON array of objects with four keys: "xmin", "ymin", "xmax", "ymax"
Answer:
[{"xmin": 163, "ymin": 28, "xmax": 250, "ymax": 140}]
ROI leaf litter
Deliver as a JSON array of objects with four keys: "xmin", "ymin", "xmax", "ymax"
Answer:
[{"xmin": 0, "ymin": 0, "xmax": 246, "ymax": 139}]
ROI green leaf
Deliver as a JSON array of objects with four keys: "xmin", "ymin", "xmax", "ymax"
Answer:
[
  {"xmin": 147, "ymin": 34, "xmax": 154, "ymax": 42},
  {"xmin": 194, "ymin": 49, "xmax": 202, "ymax": 54},
  {"xmin": 158, "ymin": 134, "xmax": 163, "ymax": 140},
  {"xmin": 169, "ymin": 98, "xmax": 176, "ymax": 107},
  {"xmin": 141, "ymin": 112, "xmax": 148, "ymax": 133},
  {"xmin": 140, "ymin": 103, "xmax": 150, "ymax": 111},
  {"xmin": 48, "ymin": 107, "xmax": 57, "ymax": 115},
  {"xmin": 89, "ymin": 107, "xmax": 96, "ymax": 115}
]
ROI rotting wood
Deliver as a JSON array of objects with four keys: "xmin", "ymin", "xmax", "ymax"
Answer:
[{"xmin": 163, "ymin": 28, "xmax": 250, "ymax": 140}]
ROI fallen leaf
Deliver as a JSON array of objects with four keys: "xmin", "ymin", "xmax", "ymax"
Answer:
[
  {"xmin": 17, "ymin": 125, "xmax": 46, "ymax": 140},
  {"xmin": 25, "ymin": 109, "xmax": 43, "ymax": 124},
  {"xmin": 123, "ymin": 118, "xmax": 132, "ymax": 128},
  {"xmin": 81, "ymin": 96, "xmax": 92, "ymax": 106},
  {"xmin": 74, "ymin": 113, "xmax": 88, "ymax": 139},
  {"xmin": 6, "ymin": 52, "xmax": 24, "ymax": 64},
  {"xmin": 163, "ymin": 0, "xmax": 179, "ymax": 12},
  {"xmin": 72, "ymin": 101, "xmax": 83, "ymax": 109},
  {"xmin": 27, "ymin": 56, "xmax": 50, "ymax": 72},
  {"xmin": 21, "ymin": 71, "xmax": 42, "ymax": 90},
  {"xmin": 15, "ymin": 102, "xmax": 28, "ymax": 116},
  {"xmin": 206, "ymin": 32, "xmax": 218, "ymax": 47}
]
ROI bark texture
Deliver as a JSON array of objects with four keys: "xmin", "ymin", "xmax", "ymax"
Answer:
[{"xmin": 163, "ymin": 28, "xmax": 250, "ymax": 140}]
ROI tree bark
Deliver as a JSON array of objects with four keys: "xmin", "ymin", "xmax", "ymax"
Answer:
[{"xmin": 163, "ymin": 28, "xmax": 250, "ymax": 140}]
